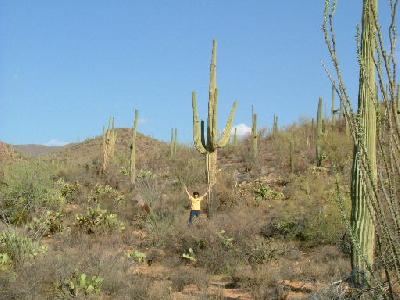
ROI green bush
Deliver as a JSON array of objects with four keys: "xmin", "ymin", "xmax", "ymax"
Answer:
[
  {"xmin": 0, "ymin": 161, "xmax": 65, "ymax": 224},
  {"xmin": 56, "ymin": 178, "xmax": 80, "ymax": 203},
  {"xmin": 74, "ymin": 206, "xmax": 125, "ymax": 234},
  {"xmin": 58, "ymin": 271, "xmax": 103, "ymax": 297},
  {"xmin": 254, "ymin": 183, "xmax": 284, "ymax": 203},
  {"xmin": 28, "ymin": 210, "xmax": 64, "ymax": 237},
  {"xmin": 0, "ymin": 231, "xmax": 46, "ymax": 266},
  {"xmin": 88, "ymin": 183, "xmax": 124, "ymax": 206}
]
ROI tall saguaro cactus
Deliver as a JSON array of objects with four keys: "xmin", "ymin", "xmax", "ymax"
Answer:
[
  {"xmin": 232, "ymin": 127, "xmax": 238, "ymax": 146},
  {"xmin": 316, "ymin": 97, "xmax": 324, "ymax": 167},
  {"xmin": 170, "ymin": 128, "xmax": 178, "ymax": 158},
  {"xmin": 351, "ymin": 0, "xmax": 377, "ymax": 286},
  {"xmin": 102, "ymin": 116, "xmax": 117, "ymax": 172},
  {"xmin": 192, "ymin": 40, "xmax": 238, "ymax": 217},
  {"xmin": 130, "ymin": 109, "xmax": 139, "ymax": 185},
  {"xmin": 397, "ymin": 84, "xmax": 400, "ymax": 114},
  {"xmin": 273, "ymin": 114, "xmax": 279, "ymax": 135},
  {"xmin": 251, "ymin": 106, "xmax": 258, "ymax": 158}
]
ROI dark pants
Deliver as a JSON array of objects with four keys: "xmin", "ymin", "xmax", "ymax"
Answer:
[{"xmin": 188, "ymin": 210, "xmax": 200, "ymax": 224}]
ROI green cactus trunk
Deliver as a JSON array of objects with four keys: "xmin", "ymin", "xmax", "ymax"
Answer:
[
  {"xmin": 350, "ymin": 0, "xmax": 377, "ymax": 287},
  {"xmin": 233, "ymin": 127, "xmax": 238, "ymax": 146},
  {"xmin": 251, "ymin": 106, "xmax": 258, "ymax": 158},
  {"xmin": 273, "ymin": 114, "xmax": 279, "ymax": 135},
  {"xmin": 130, "ymin": 110, "xmax": 139, "ymax": 185},
  {"xmin": 316, "ymin": 97, "xmax": 323, "ymax": 167},
  {"xmin": 397, "ymin": 84, "xmax": 400, "ymax": 114},
  {"xmin": 170, "ymin": 128, "xmax": 178, "ymax": 158},
  {"xmin": 102, "ymin": 116, "xmax": 117, "ymax": 173},
  {"xmin": 192, "ymin": 40, "xmax": 238, "ymax": 218}
]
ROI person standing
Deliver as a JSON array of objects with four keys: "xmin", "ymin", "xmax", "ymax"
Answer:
[{"xmin": 183, "ymin": 185, "xmax": 208, "ymax": 224}]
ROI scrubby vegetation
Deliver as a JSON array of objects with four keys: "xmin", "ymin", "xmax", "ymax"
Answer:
[{"xmin": 0, "ymin": 118, "xmax": 357, "ymax": 299}]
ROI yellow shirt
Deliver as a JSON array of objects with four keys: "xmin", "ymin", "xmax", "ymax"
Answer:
[{"xmin": 189, "ymin": 195, "xmax": 204, "ymax": 210}]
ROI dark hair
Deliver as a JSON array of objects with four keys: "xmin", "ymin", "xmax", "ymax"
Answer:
[{"xmin": 193, "ymin": 192, "xmax": 199, "ymax": 197}]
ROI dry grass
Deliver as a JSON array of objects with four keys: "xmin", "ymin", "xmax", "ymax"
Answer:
[{"xmin": 0, "ymin": 120, "xmax": 360, "ymax": 299}]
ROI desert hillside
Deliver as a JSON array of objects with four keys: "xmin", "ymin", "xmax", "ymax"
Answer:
[{"xmin": 0, "ymin": 120, "xmax": 361, "ymax": 299}]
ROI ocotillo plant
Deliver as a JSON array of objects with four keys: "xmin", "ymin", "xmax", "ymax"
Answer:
[
  {"xmin": 130, "ymin": 110, "xmax": 139, "ymax": 185},
  {"xmin": 316, "ymin": 97, "xmax": 323, "ymax": 167},
  {"xmin": 192, "ymin": 40, "xmax": 238, "ymax": 217},
  {"xmin": 251, "ymin": 105, "xmax": 258, "ymax": 158},
  {"xmin": 170, "ymin": 128, "xmax": 178, "ymax": 158},
  {"xmin": 350, "ymin": 0, "xmax": 377, "ymax": 286},
  {"xmin": 102, "ymin": 116, "xmax": 117, "ymax": 172},
  {"xmin": 331, "ymin": 84, "xmax": 339, "ymax": 124},
  {"xmin": 273, "ymin": 114, "xmax": 279, "ymax": 135}
]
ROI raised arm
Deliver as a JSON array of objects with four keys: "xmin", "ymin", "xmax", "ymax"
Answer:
[{"xmin": 183, "ymin": 185, "xmax": 191, "ymax": 197}]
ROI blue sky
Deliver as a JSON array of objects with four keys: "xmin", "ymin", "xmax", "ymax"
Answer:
[{"xmin": 0, "ymin": 1, "xmax": 394, "ymax": 145}]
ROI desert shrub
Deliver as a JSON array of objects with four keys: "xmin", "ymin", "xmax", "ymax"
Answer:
[
  {"xmin": 0, "ymin": 253, "xmax": 12, "ymax": 271},
  {"xmin": 0, "ymin": 161, "xmax": 65, "ymax": 224},
  {"xmin": 56, "ymin": 178, "xmax": 80, "ymax": 203},
  {"xmin": 163, "ymin": 208, "xmax": 274, "ymax": 275},
  {"xmin": 0, "ymin": 231, "xmax": 46, "ymax": 266},
  {"xmin": 254, "ymin": 183, "xmax": 284, "ymax": 203},
  {"xmin": 88, "ymin": 183, "xmax": 125, "ymax": 207},
  {"xmin": 28, "ymin": 210, "xmax": 64, "ymax": 237},
  {"xmin": 57, "ymin": 271, "xmax": 103, "ymax": 297},
  {"xmin": 126, "ymin": 249, "xmax": 147, "ymax": 263},
  {"xmin": 170, "ymin": 267, "xmax": 208, "ymax": 292},
  {"xmin": 74, "ymin": 206, "xmax": 125, "ymax": 234},
  {"xmin": 263, "ymin": 169, "xmax": 348, "ymax": 247},
  {"xmin": 321, "ymin": 129, "xmax": 353, "ymax": 172}
]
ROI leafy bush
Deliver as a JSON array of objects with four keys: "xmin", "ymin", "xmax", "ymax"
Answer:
[
  {"xmin": 74, "ymin": 206, "xmax": 125, "ymax": 234},
  {"xmin": 58, "ymin": 271, "xmax": 103, "ymax": 297},
  {"xmin": 88, "ymin": 183, "xmax": 124, "ymax": 206},
  {"xmin": 56, "ymin": 178, "xmax": 80, "ymax": 203},
  {"xmin": 0, "ymin": 253, "xmax": 11, "ymax": 271},
  {"xmin": 254, "ymin": 183, "xmax": 284, "ymax": 202},
  {"xmin": 0, "ymin": 231, "xmax": 46, "ymax": 266},
  {"xmin": 28, "ymin": 210, "xmax": 64, "ymax": 237},
  {"xmin": 126, "ymin": 250, "xmax": 147, "ymax": 263},
  {"xmin": 0, "ymin": 161, "xmax": 65, "ymax": 224}
]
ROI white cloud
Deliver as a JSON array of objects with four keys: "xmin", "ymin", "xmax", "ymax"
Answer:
[
  {"xmin": 231, "ymin": 123, "xmax": 251, "ymax": 137},
  {"xmin": 42, "ymin": 139, "xmax": 70, "ymax": 147},
  {"xmin": 138, "ymin": 117, "xmax": 149, "ymax": 125}
]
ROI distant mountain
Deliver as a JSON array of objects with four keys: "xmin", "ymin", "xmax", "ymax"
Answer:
[
  {"xmin": 37, "ymin": 128, "xmax": 169, "ymax": 166},
  {"xmin": 13, "ymin": 144, "xmax": 63, "ymax": 157}
]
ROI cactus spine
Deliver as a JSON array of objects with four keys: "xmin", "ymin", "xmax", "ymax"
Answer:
[
  {"xmin": 350, "ymin": 0, "xmax": 377, "ymax": 286},
  {"xmin": 102, "ymin": 116, "xmax": 117, "ymax": 172},
  {"xmin": 130, "ymin": 110, "xmax": 139, "ymax": 185},
  {"xmin": 192, "ymin": 40, "xmax": 238, "ymax": 217},
  {"xmin": 316, "ymin": 97, "xmax": 323, "ymax": 167},
  {"xmin": 251, "ymin": 105, "xmax": 258, "ymax": 158},
  {"xmin": 170, "ymin": 128, "xmax": 178, "ymax": 158}
]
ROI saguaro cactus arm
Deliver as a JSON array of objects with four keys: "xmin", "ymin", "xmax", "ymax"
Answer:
[
  {"xmin": 217, "ymin": 101, "xmax": 238, "ymax": 148},
  {"xmin": 192, "ymin": 91, "xmax": 208, "ymax": 154}
]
